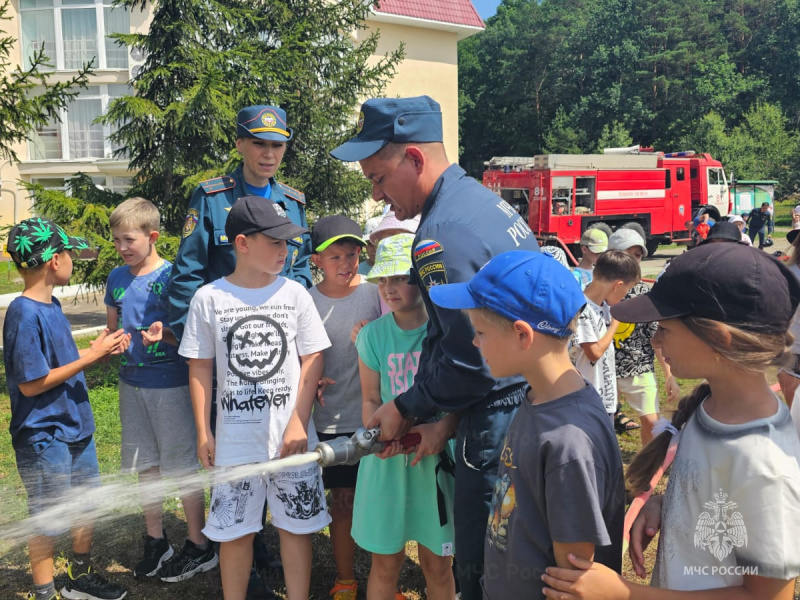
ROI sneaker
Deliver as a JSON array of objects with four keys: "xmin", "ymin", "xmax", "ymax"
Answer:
[
  {"xmin": 157, "ymin": 539, "xmax": 219, "ymax": 583},
  {"xmin": 133, "ymin": 531, "xmax": 174, "ymax": 577},
  {"xmin": 60, "ymin": 563, "xmax": 127, "ymax": 600},
  {"xmin": 329, "ymin": 579, "xmax": 357, "ymax": 600}
]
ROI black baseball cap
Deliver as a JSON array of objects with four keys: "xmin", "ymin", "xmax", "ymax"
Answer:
[
  {"xmin": 699, "ymin": 221, "xmax": 743, "ymax": 245},
  {"xmin": 311, "ymin": 215, "xmax": 365, "ymax": 252},
  {"xmin": 225, "ymin": 196, "xmax": 308, "ymax": 241},
  {"xmin": 611, "ymin": 243, "xmax": 800, "ymax": 334},
  {"xmin": 7, "ymin": 217, "xmax": 89, "ymax": 269}
]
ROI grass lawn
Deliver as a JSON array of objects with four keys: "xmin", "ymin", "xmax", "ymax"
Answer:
[{"xmin": 0, "ymin": 339, "xmax": 795, "ymax": 598}]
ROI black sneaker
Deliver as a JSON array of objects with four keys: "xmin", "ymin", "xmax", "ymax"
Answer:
[
  {"xmin": 60, "ymin": 563, "xmax": 127, "ymax": 600},
  {"xmin": 158, "ymin": 539, "xmax": 219, "ymax": 583},
  {"xmin": 134, "ymin": 531, "xmax": 174, "ymax": 578}
]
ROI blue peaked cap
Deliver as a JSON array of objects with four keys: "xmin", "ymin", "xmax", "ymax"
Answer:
[
  {"xmin": 330, "ymin": 96, "xmax": 443, "ymax": 162},
  {"xmin": 429, "ymin": 251, "xmax": 586, "ymax": 338},
  {"xmin": 237, "ymin": 105, "xmax": 293, "ymax": 141}
]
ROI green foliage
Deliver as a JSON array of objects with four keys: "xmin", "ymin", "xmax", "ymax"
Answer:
[
  {"xmin": 102, "ymin": 0, "xmax": 404, "ymax": 230},
  {"xmin": 0, "ymin": 0, "xmax": 91, "ymax": 161},
  {"xmin": 458, "ymin": 0, "xmax": 800, "ymax": 197}
]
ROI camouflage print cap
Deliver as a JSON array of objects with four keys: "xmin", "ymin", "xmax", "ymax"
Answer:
[{"xmin": 7, "ymin": 217, "xmax": 89, "ymax": 268}]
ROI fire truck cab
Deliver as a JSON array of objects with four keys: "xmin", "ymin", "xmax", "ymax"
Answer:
[{"xmin": 482, "ymin": 148, "xmax": 729, "ymax": 257}]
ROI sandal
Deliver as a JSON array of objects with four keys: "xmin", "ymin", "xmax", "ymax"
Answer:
[
  {"xmin": 329, "ymin": 579, "xmax": 357, "ymax": 600},
  {"xmin": 614, "ymin": 413, "xmax": 641, "ymax": 434}
]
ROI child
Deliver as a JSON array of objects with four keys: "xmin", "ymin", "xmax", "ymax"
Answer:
[
  {"xmin": 572, "ymin": 228, "xmax": 608, "ymax": 290},
  {"xmin": 354, "ymin": 234, "xmax": 458, "ymax": 600},
  {"xmin": 104, "ymin": 198, "xmax": 216, "ymax": 581},
  {"xmin": 570, "ymin": 250, "xmax": 640, "ymax": 417},
  {"xmin": 4, "ymin": 217, "xmax": 130, "ymax": 600},
  {"xmin": 179, "ymin": 196, "xmax": 332, "ymax": 600},
  {"xmin": 541, "ymin": 242, "xmax": 800, "ymax": 599},
  {"xmin": 428, "ymin": 251, "xmax": 625, "ymax": 600},
  {"xmin": 608, "ymin": 229, "xmax": 677, "ymax": 444},
  {"xmin": 308, "ymin": 215, "xmax": 381, "ymax": 599}
]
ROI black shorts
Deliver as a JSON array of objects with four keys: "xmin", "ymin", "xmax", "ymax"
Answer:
[{"xmin": 317, "ymin": 431, "xmax": 359, "ymax": 489}]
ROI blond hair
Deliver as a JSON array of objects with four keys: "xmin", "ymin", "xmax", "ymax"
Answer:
[
  {"xmin": 626, "ymin": 317, "xmax": 793, "ymax": 495},
  {"xmin": 109, "ymin": 197, "xmax": 160, "ymax": 234}
]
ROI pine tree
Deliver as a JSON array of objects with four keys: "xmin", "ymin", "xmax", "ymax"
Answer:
[
  {"xmin": 102, "ymin": 0, "xmax": 404, "ymax": 232},
  {"xmin": 0, "ymin": 0, "xmax": 90, "ymax": 161}
]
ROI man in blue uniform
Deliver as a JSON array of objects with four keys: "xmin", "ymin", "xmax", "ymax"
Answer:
[
  {"xmin": 167, "ymin": 105, "xmax": 308, "ymax": 600},
  {"xmin": 167, "ymin": 104, "xmax": 312, "ymax": 341},
  {"xmin": 330, "ymin": 96, "xmax": 541, "ymax": 600}
]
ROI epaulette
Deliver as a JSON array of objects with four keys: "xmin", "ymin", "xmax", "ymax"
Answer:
[
  {"xmin": 276, "ymin": 182, "xmax": 306, "ymax": 205},
  {"xmin": 200, "ymin": 176, "xmax": 236, "ymax": 195}
]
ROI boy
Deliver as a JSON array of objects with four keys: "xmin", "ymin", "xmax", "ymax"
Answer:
[
  {"xmin": 570, "ymin": 250, "xmax": 640, "ymax": 417},
  {"xmin": 608, "ymin": 229, "xmax": 677, "ymax": 444},
  {"xmin": 104, "ymin": 198, "xmax": 216, "ymax": 581},
  {"xmin": 572, "ymin": 228, "xmax": 608, "ymax": 289},
  {"xmin": 427, "ymin": 251, "xmax": 625, "ymax": 599},
  {"xmin": 4, "ymin": 217, "xmax": 130, "ymax": 600},
  {"xmin": 308, "ymin": 215, "xmax": 381, "ymax": 599},
  {"xmin": 179, "ymin": 196, "xmax": 331, "ymax": 600}
]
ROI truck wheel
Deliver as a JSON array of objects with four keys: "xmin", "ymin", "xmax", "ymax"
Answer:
[
  {"xmin": 645, "ymin": 239, "xmax": 659, "ymax": 257},
  {"xmin": 587, "ymin": 222, "xmax": 613, "ymax": 239},
  {"xmin": 621, "ymin": 221, "xmax": 648, "ymax": 245}
]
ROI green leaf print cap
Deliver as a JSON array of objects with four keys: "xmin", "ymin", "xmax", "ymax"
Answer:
[{"xmin": 7, "ymin": 217, "xmax": 90, "ymax": 269}]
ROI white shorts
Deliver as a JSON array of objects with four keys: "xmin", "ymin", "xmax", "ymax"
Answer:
[
  {"xmin": 617, "ymin": 372, "xmax": 658, "ymax": 417},
  {"xmin": 203, "ymin": 462, "xmax": 331, "ymax": 542}
]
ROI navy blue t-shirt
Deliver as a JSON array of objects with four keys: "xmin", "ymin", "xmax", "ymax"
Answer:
[
  {"xmin": 3, "ymin": 296, "xmax": 95, "ymax": 447},
  {"xmin": 104, "ymin": 261, "xmax": 188, "ymax": 388}
]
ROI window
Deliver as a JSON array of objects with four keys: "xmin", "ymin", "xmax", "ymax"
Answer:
[
  {"xmin": 30, "ymin": 175, "xmax": 132, "ymax": 195},
  {"xmin": 676, "ymin": 167, "xmax": 685, "ymax": 181},
  {"xmin": 20, "ymin": 0, "xmax": 129, "ymax": 70},
  {"xmin": 28, "ymin": 84, "xmax": 130, "ymax": 161}
]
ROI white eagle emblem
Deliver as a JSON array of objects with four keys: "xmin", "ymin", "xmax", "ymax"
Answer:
[{"xmin": 694, "ymin": 488, "xmax": 748, "ymax": 561}]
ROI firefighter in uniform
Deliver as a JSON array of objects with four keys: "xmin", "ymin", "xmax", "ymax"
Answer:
[
  {"xmin": 166, "ymin": 105, "xmax": 309, "ymax": 600},
  {"xmin": 167, "ymin": 104, "xmax": 312, "ymax": 342},
  {"xmin": 330, "ymin": 96, "xmax": 541, "ymax": 600}
]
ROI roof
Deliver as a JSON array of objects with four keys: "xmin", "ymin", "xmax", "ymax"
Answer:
[{"xmin": 373, "ymin": 0, "xmax": 484, "ymax": 30}]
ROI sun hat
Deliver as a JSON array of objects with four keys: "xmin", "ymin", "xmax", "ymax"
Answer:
[{"xmin": 366, "ymin": 234, "xmax": 415, "ymax": 281}]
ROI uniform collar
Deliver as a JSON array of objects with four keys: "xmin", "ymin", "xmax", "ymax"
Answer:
[
  {"xmin": 420, "ymin": 164, "xmax": 465, "ymax": 223},
  {"xmin": 233, "ymin": 163, "xmax": 278, "ymax": 199}
]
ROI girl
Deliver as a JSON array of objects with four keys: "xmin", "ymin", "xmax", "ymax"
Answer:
[
  {"xmin": 778, "ymin": 227, "xmax": 800, "ymax": 407},
  {"xmin": 353, "ymin": 234, "xmax": 458, "ymax": 600},
  {"xmin": 540, "ymin": 242, "xmax": 800, "ymax": 600}
]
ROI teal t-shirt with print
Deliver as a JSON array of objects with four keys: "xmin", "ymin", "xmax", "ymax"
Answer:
[
  {"xmin": 104, "ymin": 260, "xmax": 188, "ymax": 388},
  {"xmin": 353, "ymin": 312, "xmax": 455, "ymax": 556}
]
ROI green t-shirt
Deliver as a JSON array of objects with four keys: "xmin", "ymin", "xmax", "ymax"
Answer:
[{"xmin": 353, "ymin": 313, "xmax": 455, "ymax": 556}]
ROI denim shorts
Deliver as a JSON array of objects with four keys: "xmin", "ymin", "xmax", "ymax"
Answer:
[{"xmin": 14, "ymin": 435, "xmax": 101, "ymax": 537}]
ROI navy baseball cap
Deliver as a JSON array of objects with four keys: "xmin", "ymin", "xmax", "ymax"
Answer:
[
  {"xmin": 611, "ymin": 243, "xmax": 800, "ymax": 334},
  {"xmin": 225, "ymin": 196, "xmax": 307, "ymax": 241},
  {"xmin": 429, "ymin": 251, "xmax": 586, "ymax": 338},
  {"xmin": 330, "ymin": 96, "xmax": 443, "ymax": 162},
  {"xmin": 236, "ymin": 105, "xmax": 293, "ymax": 141}
]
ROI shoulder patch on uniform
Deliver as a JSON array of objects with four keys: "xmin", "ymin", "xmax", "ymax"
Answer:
[
  {"xmin": 276, "ymin": 182, "xmax": 306, "ymax": 204},
  {"xmin": 182, "ymin": 208, "xmax": 199, "ymax": 238},
  {"xmin": 199, "ymin": 175, "xmax": 236, "ymax": 195},
  {"xmin": 414, "ymin": 239, "xmax": 443, "ymax": 261},
  {"xmin": 418, "ymin": 261, "xmax": 448, "ymax": 289}
]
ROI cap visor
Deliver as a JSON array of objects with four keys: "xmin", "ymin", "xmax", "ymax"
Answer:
[
  {"xmin": 366, "ymin": 260, "xmax": 412, "ymax": 282},
  {"xmin": 64, "ymin": 235, "xmax": 89, "ymax": 251},
  {"xmin": 788, "ymin": 229, "xmax": 800, "ymax": 245},
  {"xmin": 330, "ymin": 138, "xmax": 389, "ymax": 162},
  {"xmin": 610, "ymin": 292, "xmax": 687, "ymax": 324},
  {"xmin": 260, "ymin": 222, "xmax": 308, "ymax": 241},
  {"xmin": 428, "ymin": 282, "xmax": 482, "ymax": 311},
  {"xmin": 250, "ymin": 129, "xmax": 292, "ymax": 142},
  {"xmin": 315, "ymin": 234, "xmax": 366, "ymax": 252}
]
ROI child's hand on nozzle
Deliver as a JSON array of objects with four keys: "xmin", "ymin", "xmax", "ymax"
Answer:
[
  {"xmin": 407, "ymin": 421, "xmax": 449, "ymax": 467},
  {"xmin": 317, "ymin": 377, "xmax": 336, "ymax": 406},
  {"xmin": 374, "ymin": 439, "xmax": 403, "ymax": 460},
  {"xmin": 141, "ymin": 321, "xmax": 164, "ymax": 346}
]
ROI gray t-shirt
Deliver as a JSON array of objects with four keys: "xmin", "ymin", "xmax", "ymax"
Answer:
[
  {"xmin": 482, "ymin": 383, "xmax": 625, "ymax": 600},
  {"xmin": 309, "ymin": 280, "xmax": 381, "ymax": 433}
]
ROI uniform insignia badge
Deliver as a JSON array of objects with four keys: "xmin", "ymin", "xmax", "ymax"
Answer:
[
  {"xmin": 262, "ymin": 112, "xmax": 277, "ymax": 128},
  {"xmin": 272, "ymin": 203, "xmax": 287, "ymax": 218},
  {"xmin": 414, "ymin": 239, "xmax": 443, "ymax": 261},
  {"xmin": 418, "ymin": 261, "xmax": 447, "ymax": 289},
  {"xmin": 182, "ymin": 209, "xmax": 199, "ymax": 238},
  {"xmin": 224, "ymin": 207, "xmax": 231, "ymax": 212},
  {"xmin": 219, "ymin": 234, "xmax": 229, "ymax": 244},
  {"xmin": 357, "ymin": 110, "xmax": 365, "ymax": 133}
]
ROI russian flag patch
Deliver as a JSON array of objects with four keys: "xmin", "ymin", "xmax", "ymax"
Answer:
[{"xmin": 414, "ymin": 239, "xmax": 443, "ymax": 260}]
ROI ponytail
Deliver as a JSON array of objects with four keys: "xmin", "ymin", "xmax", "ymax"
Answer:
[{"xmin": 626, "ymin": 382, "xmax": 709, "ymax": 496}]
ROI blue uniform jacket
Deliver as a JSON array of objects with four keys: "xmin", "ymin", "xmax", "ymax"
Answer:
[
  {"xmin": 167, "ymin": 164, "xmax": 312, "ymax": 342},
  {"xmin": 395, "ymin": 164, "xmax": 541, "ymax": 418}
]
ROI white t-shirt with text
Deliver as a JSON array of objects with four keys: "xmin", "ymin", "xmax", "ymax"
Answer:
[
  {"xmin": 570, "ymin": 298, "xmax": 617, "ymax": 413},
  {"xmin": 179, "ymin": 277, "xmax": 330, "ymax": 465}
]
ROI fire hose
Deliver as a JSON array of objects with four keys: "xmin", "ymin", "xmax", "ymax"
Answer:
[{"xmin": 314, "ymin": 427, "xmax": 421, "ymax": 467}]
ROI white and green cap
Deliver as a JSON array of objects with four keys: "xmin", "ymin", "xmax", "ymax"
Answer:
[{"xmin": 366, "ymin": 233, "xmax": 414, "ymax": 281}]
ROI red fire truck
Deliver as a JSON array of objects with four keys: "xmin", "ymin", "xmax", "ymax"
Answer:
[{"xmin": 482, "ymin": 147, "xmax": 730, "ymax": 257}]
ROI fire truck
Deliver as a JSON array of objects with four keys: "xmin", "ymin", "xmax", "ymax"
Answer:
[{"xmin": 482, "ymin": 146, "xmax": 730, "ymax": 257}]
